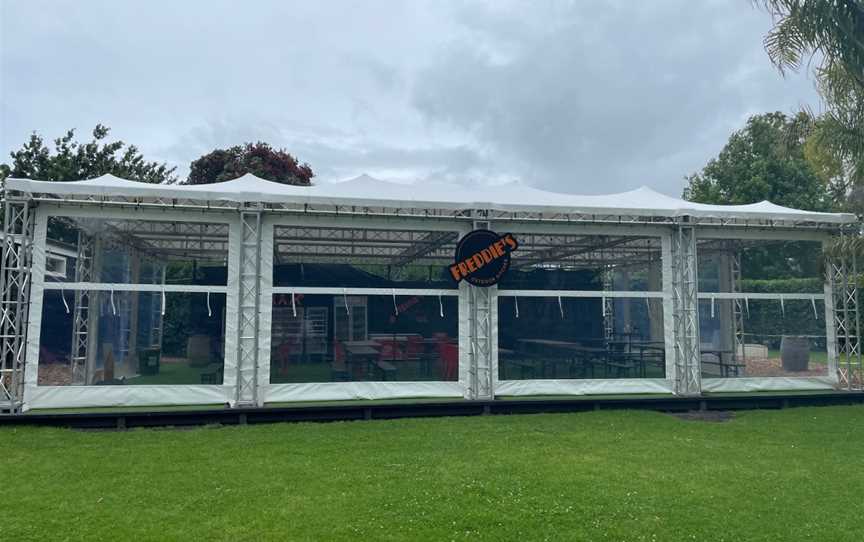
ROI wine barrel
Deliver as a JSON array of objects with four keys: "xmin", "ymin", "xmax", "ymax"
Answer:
[
  {"xmin": 780, "ymin": 336, "xmax": 810, "ymax": 372},
  {"xmin": 187, "ymin": 335, "xmax": 212, "ymax": 367}
]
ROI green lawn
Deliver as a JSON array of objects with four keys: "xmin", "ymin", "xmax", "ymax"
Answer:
[{"xmin": 3, "ymin": 406, "xmax": 864, "ymax": 541}]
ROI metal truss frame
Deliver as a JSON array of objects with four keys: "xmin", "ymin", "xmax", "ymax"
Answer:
[
  {"xmin": 730, "ymin": 245, "xmax": 746, "ymax": 366},
  {"xmin": 0, "ymin": 197, "xmax": 35, "ymax": 412},
  {"xmin": 17, "ymin": 189, "xmax": 850, "ymax": 230},
  {"xmin": 70, "ymin": 232, "xmax": 97, "ymax": 384},
  {"xmin": 465, "ymin": 217, "xmax": 495, "ymax": 400},
  {"xmin": 272, "ymin": 224, "xmax": 459, "ymax": 267},
  {"xmin": 830, "ymin": 235, "xmax": 863, "ymax": 390},
  {"xmin": 467, "ymin": 285, "xmax": 494, "ymax": 400},
  {"xmin": 602, "ymin": 265, "xmax": 615, "ymax": 344},
  {"xmin": 235, "ymin": 208, "xmax": 263, "ymax": 406},
  {"xmin": 53, "ymin": 216, "xmax": 230, "ymax": 262},
  {"xmin": 671, "ymin": 224, "xmax": 701, "ymax": 396}
]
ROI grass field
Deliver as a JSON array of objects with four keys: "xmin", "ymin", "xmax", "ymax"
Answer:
[{"xmin": 3, "ymin": 406, "xmax": 864, "ymax": 541}]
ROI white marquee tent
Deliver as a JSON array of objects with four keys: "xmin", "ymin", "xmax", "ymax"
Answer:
[{"xmin": 1, "ymin": 174, "xmax": 860, "ymax": 412}]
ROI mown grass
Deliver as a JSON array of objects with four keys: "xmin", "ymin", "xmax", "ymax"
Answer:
[{"xmin": 3, "ymin": 406, "xmax": 864, "ymax": 541}]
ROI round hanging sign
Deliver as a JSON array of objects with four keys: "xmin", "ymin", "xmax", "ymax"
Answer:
[{"xmin": 449, "ymin": 229, "xmax": 519, "ymax": 287}]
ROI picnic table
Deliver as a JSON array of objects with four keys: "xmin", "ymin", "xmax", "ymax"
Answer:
[
  {"xmin": 514, "ymin": 339, "xmax": 597, "ymax": 379},
  {"xmin": 700, "ymin": 348, "xmax": 744, "ymax": 377},
  {"xmin": 341, "ymin": 341, "xmax": 399, "ymax": 380},
  {"xmin": 509, "ymin": 339, "xmax": 666, "ymax": 379},
  {"xmin": 345, "ymin": 337, "xmax": 447, "ymax": 380},
  {"xmin": 629, "ymin": 341, "xmax": 666, "ymax": 377}
]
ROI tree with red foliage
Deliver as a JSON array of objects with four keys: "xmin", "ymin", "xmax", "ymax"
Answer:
[{"xmin": 186, "ymin": 142, "xmax": 313, "ymax": 185}]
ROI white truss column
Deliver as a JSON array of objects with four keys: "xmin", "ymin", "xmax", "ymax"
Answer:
[
  {"xmin": 0, "ymin": 198, "xmax": 35, "ymax": 412},
  {"xmin": 602, "ymin": 265, "xmax": 615, "ymax": 343},
  {"xmin": 729, "ymin": 246, "xmax": 745, "ymax": 369},
  {"xmin": 467, "ymin": 284, "xmax": 495, "ymax": 400},
  {"xmin": 829, "ymin": 235, "xmax": 862, "ymax": 390},
  {"xmin": 235, "ymin": 208, "xmax": 263, "ymax": 406},
  {"xmin": 148, "ymin": 264, "xmax": 165, "ymax": 348},
  {"xmin": 462, "ymin": 217, "xmax": 495, "ymax": 400},
  {"xmin": 671, "ymin": 223, "xmax": 701, "ymax": 396},
  {"xmin": 70, "ymin": 234, "xmax": 101, "ymax": 384}
]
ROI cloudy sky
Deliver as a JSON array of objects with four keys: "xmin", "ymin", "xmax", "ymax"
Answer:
[{"xmin": 1, "ymin": 0, "xmax": 821, "ymax": 195}]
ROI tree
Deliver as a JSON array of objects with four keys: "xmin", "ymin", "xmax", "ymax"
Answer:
[
  {"xmin": 0, "ymin": 124, "xmax": 177, "ymax": 184},
  {"xmin": 683, "ymin": 112, "xmax": 832, "ymax": 211},
  {"xmin": 186, "ymin": 142, "xmax": 313, "ymax": 185},
  {"xmin": 684, "ymin": 112, "xmax": 833, "ymax": 281},
  {"xmin": 757, "ymin": 1, "xmax": 864, "ymax": 191}
]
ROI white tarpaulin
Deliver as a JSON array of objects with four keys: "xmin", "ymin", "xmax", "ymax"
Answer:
[{"xmin": 5, "ymin": 173, "xmax": 856, "ymax": 224}]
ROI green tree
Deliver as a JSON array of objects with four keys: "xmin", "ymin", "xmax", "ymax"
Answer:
[
  {"xmin": 684, "ymin": 112, "xmax": 833, "ymax": 280},
  {"xmin": 186, "ymin": 142, "xmax": 313, "ymax": 185},
  {"xmin": 0, "ymin": 124, "xmax": 177, "ymax": 184},
  {"xmin": 683, "ymin": 112, "xmax": 832, "ymax": 211},
  {"xmin": 758, "ymin": 0, "xmax": 864, "ymax": 192}
]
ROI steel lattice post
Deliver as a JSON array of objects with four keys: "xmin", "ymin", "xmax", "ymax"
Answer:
[
  {"xmin": 235, "ymin": 209, "xmax": 262, "ymax": 406},
  {"xmin": 148, "ymin": 264, "xmax": 166, "ymax": 348},
  {"xmin": 854, "ymin": 253, "xmax": 862, "ymax": 388},
  {"xmin": 830, "ymin": 258, "xmax": 846, "ymax": 387},
  {"xmin": 467, "ymin": 285, "xmax": 494, "ymax": 400},
  {"xmin": 464, "ymin": 216, "xmax": 495, "ymax": 400},
  {"xmin": 602, "ymin": 265, "xmax": 614, "ymax": 344},
  {"xmin": 70, "ymin": 232, "xmax": 96, "ymax": 384},
  {"xmin": 0, "ymin": 197, "xmax": 35, "ymax": 412},
  {"xmin": 671, "ymin": 224, "xmax": 701, "ymax": 396},
  {"xmin": 831, "ymin": 234, "xmax": 862, "ymax": 390},
  {"xmin": 730, "ymin": 245, "xmax": 745, "ymax": 366}
]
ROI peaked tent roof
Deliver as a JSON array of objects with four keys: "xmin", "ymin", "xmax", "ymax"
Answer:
[{"xmin": 3, "ymin": 173, "xmax": 856, "ymax": 225}]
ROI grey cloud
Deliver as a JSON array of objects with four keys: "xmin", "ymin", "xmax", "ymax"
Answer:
[
  {"xmin": 411, "ymin": 1, "xmax": 820, "ymax": 194},
  {"xmin": 157, "ymin": 117, "xmax": 484, "ymax": 183},
  {"xmin": 2, "ymin": 0, "xmax": 819, "ymax": 195}
]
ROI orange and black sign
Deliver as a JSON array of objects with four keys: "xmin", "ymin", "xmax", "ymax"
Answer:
[{"xmin": 449, "ymin": 229, "xmax": 518, "ymax": 287}]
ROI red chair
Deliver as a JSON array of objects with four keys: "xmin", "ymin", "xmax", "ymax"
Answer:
[
  {"xmin": 333, "ymin": 340, "xmax": 345, "ymax": 363},
  {"xmin": 370, "ymin": 341, "xmax": 398, "ymax": 380},
  {"xmin": 405, "ymin": 336, "xmax": 423, "ymax": 360},
  {"xmin": 438, "ymin": 342, "xmax": 458, "ymax": 381},
  {"xmin": 331, "ymin": 340, "xmax": 351, "ymax": 381},
  {"xmin": 275, "ymin": 342, "xmax": 295, "ymax": 376},
  {"xmin": 376, "ymin": 339, "xmax": 403, "ymax": 361}
]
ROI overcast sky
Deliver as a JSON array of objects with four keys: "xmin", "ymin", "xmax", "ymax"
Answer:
[{"xmin": 1, "ymin": 0, "xmax": 821, "ymax": 195}]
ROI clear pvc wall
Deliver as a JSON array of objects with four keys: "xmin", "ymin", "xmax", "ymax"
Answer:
[
  {"xmin": 25, "ymin": 207, "xmax": 841, "ymax": 407},
  {"xmin": 498, "ymin": 297, "xmax": 665, "ymax": 380},
  {"xmin": 696, "ymin": 239, "xmax": 828, "ymax": 379},
  {"xmin": 38, "ymin": 290, "xmax": 227, "ymax": 386},
  {"xmin": 270, "ymin": 223, "xmax": 460, "ymax": 384},
  {"xmin": 497, "ymin": 230, "xmax": 666, "ymax": 381},
  {"xmin": 37, "ymin": 215, "xmax": 230, "ymax": 387}
]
